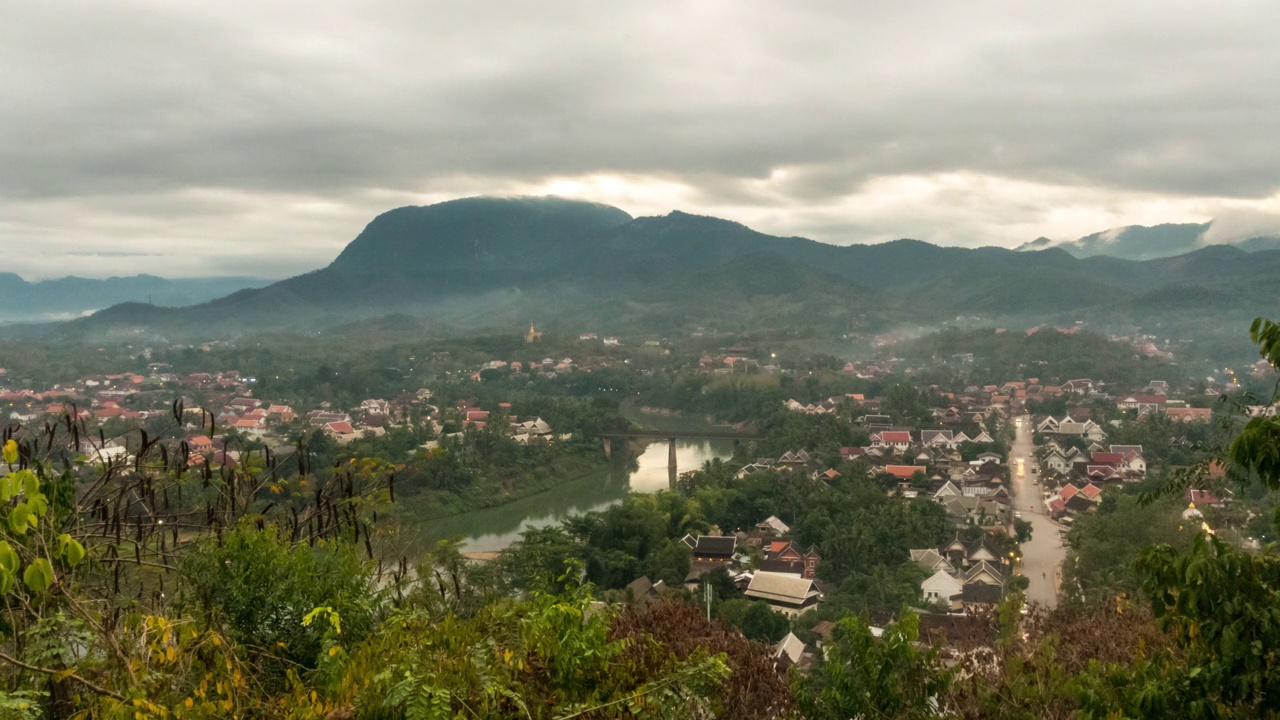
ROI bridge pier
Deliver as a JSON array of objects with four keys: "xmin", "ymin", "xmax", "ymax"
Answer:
[
  {"xmin": 668, "ymin": 438, "xmax": 678, "ymax": 488},
  {"xmin": 603, "ymin": 438, "xmax": 612, "ymax": 459}
]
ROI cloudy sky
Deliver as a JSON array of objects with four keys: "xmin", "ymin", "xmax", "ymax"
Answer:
[{"xmin": 3, "ymin": 1, "xmax": 1279, "ymax": 279}]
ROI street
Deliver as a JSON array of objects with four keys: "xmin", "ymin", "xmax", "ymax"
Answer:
[{"xmin": 1008, "ymin": 414, "xmax": 1067, "ymax": 607}]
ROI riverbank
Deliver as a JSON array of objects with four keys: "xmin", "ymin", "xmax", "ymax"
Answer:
[
  {"xmin": 394, "ymin": 452, "xmax": 625, "ymax": 522},
  {"xmin": 389, "ymin": 438, "xmax": 735, "ymax": 555},
  {"xmin": 621, "ymin": 402, "xmax": 739, "ymax": 434},
  {"xmin": 401, "ymin": 467, "xmax": 630, "ymax": 553}
]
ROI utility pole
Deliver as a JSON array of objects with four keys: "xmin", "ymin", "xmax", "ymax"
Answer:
[{"xmin": 704, "ymin": 580, "xmax": 713, "ymax": 621}]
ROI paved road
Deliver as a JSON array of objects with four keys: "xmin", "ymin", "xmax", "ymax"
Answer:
[{"xmin": 1008, "ymin": 414, "xmax": 1067, "ymax": 607}]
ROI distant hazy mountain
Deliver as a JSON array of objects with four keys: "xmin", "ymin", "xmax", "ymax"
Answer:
[
  {"xmin": 0, "ymin": 274, "xmax": 270, "ymax": 323},
  {"xmin": 37, "ymin": 196, "xmax": 1280, "ymax": 340},
  {"xmin": 1015, "ymin": 222, "xmax": 1280, "ymax": 261}
]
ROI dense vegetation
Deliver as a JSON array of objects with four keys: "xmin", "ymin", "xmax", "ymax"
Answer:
[{"xmin": 894, "ymin": 327, "xmax": 1190, "ymax": 388}]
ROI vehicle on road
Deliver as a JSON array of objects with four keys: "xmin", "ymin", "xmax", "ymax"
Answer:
[{"xmin": 1015, "ymin": 512, "xmax": 1023, "ymax": 520}]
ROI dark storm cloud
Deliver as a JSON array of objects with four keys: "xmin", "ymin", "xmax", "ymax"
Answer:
[{"xmin": 1, "ymin": 0, "xmax": 1278, "ymax": 277}]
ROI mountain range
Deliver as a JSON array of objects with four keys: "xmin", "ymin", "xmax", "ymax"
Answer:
[
  {"xmin": 0, "ymin": 274, "xmax": 269, "ymax": 323},
  {"xmin": 16, "ymin": 196, "xmax": 1280, "ymax": 343},
  {"xmin": 1015, "ymin": 222, "xmax": 1280, "ymax": 261}
]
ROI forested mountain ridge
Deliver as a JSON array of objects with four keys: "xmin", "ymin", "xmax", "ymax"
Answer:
[
  {"xmin": 35, "ymin": 196, "xmax": 1280, "ymax": 340},
  {"xmin": 1014, "ymin": 221, "xmax": 1280, "ymax": 261}
]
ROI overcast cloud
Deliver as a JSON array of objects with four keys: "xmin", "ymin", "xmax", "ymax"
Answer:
[{"xmin": 2, "ymin": 0, "xmax": 1279, "ymax": 279}]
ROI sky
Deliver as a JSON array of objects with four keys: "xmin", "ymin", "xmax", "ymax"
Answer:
[{"xmin": 3, "ymin": 1, "xmax": 1279, "ymax": 279}]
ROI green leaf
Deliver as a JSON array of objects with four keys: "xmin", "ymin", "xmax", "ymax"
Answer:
[
  {"xmin": 0, "ymin": 567, "xmax": 11, "ymax": 595},
  {"xmin": 57, "ymin": 535, "xmax": 85, "ymax": 567},
  {"xmin": 23, "ymin": 558, "xmax": 54, "ymax": 593},
  {"xmin": 21, "ymin": 472, "xmax": 37, "ymax": 499},
  {"xmin": 7, "ymin": 504, "xmax": 29, "ymax": 536},
  {"xmin": 27, "ymin": 494, "xmax": 47, "ymax": 521},
  {"xmin": 0, "ymin": 542, "xmax": 18, "ymax": 573}
]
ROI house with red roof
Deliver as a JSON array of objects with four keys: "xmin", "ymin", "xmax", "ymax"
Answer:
[
  {"xmin": 323, "ymin": 421, "xmax": 356, "ymax": 438},
  {"xmin": 760, "ymin": 539, "xmax": 821, "ymax": 579},
  {"xmin": 1085, "ymin": 465, "xmax": 1118, "ymax": 481},
  {"xmin": 232, "ymin": 417, "xmax": 265, "ymax": 436},
  {"xmin": 839, "ymin": 447, "xmax": 865, "ymax": 461},
  {"xmin": 1186, "ymin": 488, "xmax": 1230, "ymax": 507},
  {"xmin": 93, "ymin": 406, "xmax": 125, "ymax": 421},
  {"xmin": 1167, "ymin": 407, "xmax": 1212, "ymax": 423},
  {"xmin": 1062, "ymin": 379, "xmax": 1095, "ymax": 394},
  {"xmin": 873, "ymin": 431, "xmax": 912, "ymax": 452},
  {"xmin": 1117, "ymin": 394, "xmax": 1167, "ymax": 414},
  {"xmin": 883, "ymin": 465, "xmax": 928, "ymax": 480},
  {"xmin": 1090, "ymin": 452, "xmax": 1123, "ymax": 467}
]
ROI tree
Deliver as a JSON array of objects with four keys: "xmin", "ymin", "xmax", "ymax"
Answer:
[
  {"xmin": 497, "ymin": 525, "xmax": 582, "ymax": 592},
  {"xmin": 333, "ymin": 583, "xmax": 733, "ymax": 719},
  {"xmin": 795, "ymin": 610, "xmax": 950, "ymax": 720},
  {"xmin": 613, "ymin": 597, "xmax": 794, "ymax": 720},
  {"xmin": 0, "ymin": 407, "xmax": 392, "ymax": 715},
  {"xmin": 737, "ymin": 601, "xmax": 791, "ymax": 643},
  {"xmin": 643, "ymin": 538, "xmax": 692, "ymax": 588},
  {"xmin": 884, "ymin": 384, "xmax": 929, "ymax": 426},
  {"xmin": 175, "ymin": 522, "xmax": 380, "ymax": 690},
  {"xmin": 1060, "ymin": 492, "xmax": 1188, "ymax": 607},
  {"xmin": 1132, "ymin": 530, "xmax": 1280, "ymax": 715},
  {"xmin": 1014, "ymin": 518, "xmax": 1034, "ymax": 544}
]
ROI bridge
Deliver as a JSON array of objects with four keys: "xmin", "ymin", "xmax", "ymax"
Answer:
[
  {"xmin": 597, "ymin": 429, "xmax": 762, "ymax": 441},
  {"xmin": 597, "ymin": 429, "xmax": 761, "ymax": 486}
]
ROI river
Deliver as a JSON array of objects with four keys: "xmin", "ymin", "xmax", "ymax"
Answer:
[{"xmin": 409, "ymin": 439, "xmax": 734, "ymax": 553}]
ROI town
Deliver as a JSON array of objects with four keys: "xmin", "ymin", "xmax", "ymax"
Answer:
[{"xmin": 0, "ymin": 323, "xmax": 1265, "ymax": 678}]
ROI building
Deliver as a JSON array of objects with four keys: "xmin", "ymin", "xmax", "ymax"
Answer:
[{"xmin": 744, "ymin": 572, "xmax": 821, "ymax": 615}]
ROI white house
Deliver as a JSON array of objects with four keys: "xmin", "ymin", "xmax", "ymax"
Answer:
[{"xmin": 922, "ymin": 569, "xmax": 964, "ymax": 608}]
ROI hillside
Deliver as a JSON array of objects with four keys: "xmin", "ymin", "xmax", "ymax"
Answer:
[{"xmin": 29, "ymin": 196, "xmax": 1280, "ymax": 341}]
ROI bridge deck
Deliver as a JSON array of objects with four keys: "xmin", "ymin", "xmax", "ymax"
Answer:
[{"xmin": 598, "ymin": 429, "xmax": 760, "ymax": 440}]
